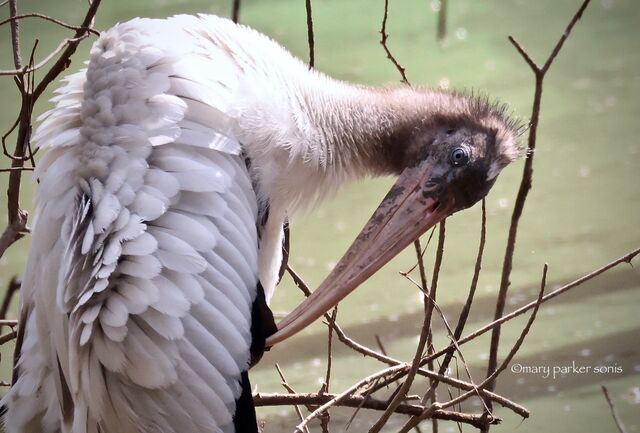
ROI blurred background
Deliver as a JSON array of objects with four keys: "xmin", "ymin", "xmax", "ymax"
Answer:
[{"xmin": 1, "ymin": 0, "xmax": 639, "ymax": 431}]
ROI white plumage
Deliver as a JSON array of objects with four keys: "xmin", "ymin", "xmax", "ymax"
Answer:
[
  {"xmin": 3, "ymin": 14, "xmax": 293, "ymax": 433},
  {"xmin": 2, "ymin": 12, "xmax": 522, "ymax": 433}
]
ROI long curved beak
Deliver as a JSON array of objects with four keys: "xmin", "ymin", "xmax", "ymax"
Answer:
[{"xmin": 266, "ymin": 161, "xmax": 455, "ymax": 347}]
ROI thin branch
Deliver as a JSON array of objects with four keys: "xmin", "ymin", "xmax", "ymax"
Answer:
[
  {"xmin": 0, "ymin": 277, "xmax": 20, "ymax": 328},
  {"xmin": 286, "ymin": 265, "xmax": 529, "ymax": 418},
  {"xmin": 369, "ymin": 224, "xmax": 446, "ymax": 432},
  {"xmin": 0, "ymin": 330, "xmax": 18, "ymax": 345},
  {"xmin": 423, "ymin": 200, "xmax": 487, "ymax": 402},
  {"xmin": 33, "ymin": 0, "xmax": 101, "ymax": 99},
  {"xmin": 398, "ymin": 264, "xmax": 548, "ymax": 433},
  {"xmin": 322, "ymin": 307, "xmax": 337, "ymax": 393},
  {"xmin": 379, "ymin": 0, "xmax": 409, "ymax": 84},
  {"xmin": 231, "ymin": 0, "xmax": 240, "ymax": 23},
  {"xmin": 254, "ymin": 392, "xmax": 493, "ymax": 429},
  {"xmin": 601, "ymin": 385, "xmax": 627, "ymax": 433},
  {"xmin": 443, "ymin": 200, "xmax": 486, "ymax": 367},
  {"xmin": 0, "ymin": 167, "xmax": 34, "ymax": 172},
  {"xmin": 0, "ymin": 0, "xmax": 101, "ymax": 261},
  {"xmin": 0, "ymin": 35, "xmax": 90, "ymax": 76},
  {"xmin": 8, "ymin": 0, "xmax": 22, "ymax": 69},
  {"xmin": 275, "ymin": 364, "xmax": 311, "ymax": 433},
  {"xmin": 420, "ymin": 248, "xmax": 639, "ymax": 368},
  {"xmin": 294, "ymin": 364, "xmax": 407, "ymax": 432},
  {"xmin": 374, "ymin": 335, "xmax": 387, "ymax": 356},
  {"xmin": 305, "ymin": 0, "xmax": 315, "ymax": 68},
  {"xmin": 0, "ymin": 13, "xmax": 99, "ymax": 36},
  {"xmin": 0, "ymin": 320, "xmax": 18, "ymax": 327},
  {"xmin": 485, "ymin": 0, "xmax": 592, "ymax": 418}
]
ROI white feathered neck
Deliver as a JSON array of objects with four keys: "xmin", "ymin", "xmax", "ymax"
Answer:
[{"xmin": 210, "ymin": 15, "xmax": 519, "ymax": 296}]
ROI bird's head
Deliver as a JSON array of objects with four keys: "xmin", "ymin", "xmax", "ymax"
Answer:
[{"xmin": 267, "ymin": 92, "xmax": 523, "ymax": 346}]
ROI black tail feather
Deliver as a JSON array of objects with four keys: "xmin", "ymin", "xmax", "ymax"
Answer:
[{"xmin": 233, "ymin": 371, "xmax": 259, "ymax": 433}]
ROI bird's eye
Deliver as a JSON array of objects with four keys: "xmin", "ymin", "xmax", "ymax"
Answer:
[{"xmin": 449, "ymin": 147, "xmax": 469, "ymax": 166}]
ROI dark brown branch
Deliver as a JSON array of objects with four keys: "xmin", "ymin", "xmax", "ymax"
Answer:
[
  {"xmin": 601, "ymin": 385, "xmax": 628, "ymax": 433},
  {"xmin": 0, "ymin": 277, "xmax": 20, "ymax": 329},
  {"xmin": 379, "ymin": 0, "xmax": 409, "ymax": 84},
  {"xmin": 305, "ymin": 0, "xmax": 315, "ymax": 68},
  {"xmin": 0, "ymin": 330, "xmax": 17, "ymax": 345},
  {"xmin": 254, "ymin": 392, "xmax": 495, "ymax": 430},
  {"xmin": 485, "ymin": 0, "xmax": 592, "ymax": 417},
  {"xmin": 231, "ymin": 0, "xmax": 240, "ymax": 23}
]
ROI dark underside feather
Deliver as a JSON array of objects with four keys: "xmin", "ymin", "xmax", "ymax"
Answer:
[
  {"xmin": 233, "ymin": 282, "xmax": 277, "ymax": 433},
  {"xmin": 233, "ymin": 371, "xmax": 259, "ymax": 433}
]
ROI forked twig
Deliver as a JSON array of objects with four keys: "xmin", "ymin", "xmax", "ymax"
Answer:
[
  {"xmin": 485, "ymin": 0, "xmax": 593, "ymax": 422},
  {"xmin": 379, "ymin": 0, "xmax": 409, "ymax": 84}
]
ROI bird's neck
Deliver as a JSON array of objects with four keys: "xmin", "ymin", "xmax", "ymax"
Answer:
[
  {"xmin": 303, "ymin": 83, "xmax": 436, "ymax": 178},
  {"xmin": 235, "ymin": 69, "xmax": 462, "ymax": 214}
]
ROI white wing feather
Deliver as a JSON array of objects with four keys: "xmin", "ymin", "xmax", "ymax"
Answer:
[{"xmin": 2, "ymin": 15, "xmax": 268, "ymax": 433}]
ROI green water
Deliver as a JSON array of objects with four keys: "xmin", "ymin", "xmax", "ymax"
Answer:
[{"xmin": 1, "ymin": 0, "xmax": 639, "ymax": 432}]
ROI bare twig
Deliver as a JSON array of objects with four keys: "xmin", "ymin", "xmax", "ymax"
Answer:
[
  {"xmin": 294, "ymin": 364, "xmax": 410, "ymax": 432},
  {"xmin": 0, "ymin": 35, "xmax": 91, "ymax": 76},
  {"xmin": 286, "ymin": 265, "xmax": 529, "ymax": 418},
  {"xmin": 318, "ymin": 307, "xmax": 337, "ymax": 433},
  {"xmin": 399, "ymin": 264, "xmax": 548, "ymax": 433},
  {"xmin": 0, "ymin": 320, "xmax": 18, "ymax": 326},
  {"xmin": 33, "ymin": 0, "xmax": 101, "ymax": 99},
  {"xmin": 374, "ymin": 335, "xmax": 387, "ymax": 356},
  {"xmin": 448, "ymin": 200, "xmax": 486, "ymax": 362},
  {"xmin": 368, "ymin": 226, "xmax": 445, "ymax": 433},
  {"xmin": 322, "ymin": 307, "xmax": 337, "ymax": 393},
  {"xmin": 0, "ymin": 13, "xmax": 99, "ymax": 36},
  {"xmin": 275, "ymin": 364, "xmax": 311, "ymax": 433},
  {"xmin": 231, "ymin": 0, "xmax": 240, "ymax": 23},
  {"xmin": 254, "ymin": 392, "xmax": 493, "ymax": 429},
  {"xmin": 0, "ymin": 0, "xmax": 101, "ymax": 260},
  {"xmin": 0, "ymin": 330, "xmax": 18, "ymax": 345},
  {"xmin": 305, "ymin": 0, "xmax": 315, "ymax": 68},
  {"xmin": 0, "ymin": 277, "xmax": 21, "ymax": 329},
  {"xmin": 380, "ymin": 0, "xmax": 409, "ymax": 84},
  {"xmin": 0, "ymin": 167, "xmax": 34, "ymax": 172},
  {"xmin": 8, "ymin": 0, "xmax": 22, "ymax": 69},
  {"xmin": 420, "ymin": 247, "xmax": 638, "ymax": 368},
  {"xmin": 601, "ymin": 385, "xmax": 628, "ymax": 433},
  {"xmin": 485, "ymin": 0, "xmax": 592, "ymax": 422}
]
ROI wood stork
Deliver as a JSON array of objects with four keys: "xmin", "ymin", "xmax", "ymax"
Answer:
[{"xmin": 1, "ymin": 14, "xmax": 521, "ymax": 433}]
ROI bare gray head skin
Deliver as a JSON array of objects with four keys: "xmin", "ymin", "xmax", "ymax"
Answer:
[
  {"xmin": 375, "ymin": 89, "xmax": 524, "ymax": 214},
  {"xmin": 267, "ymin": 88, "xmax": 524, "ymax": 347}
]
